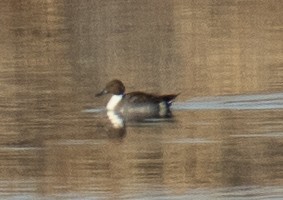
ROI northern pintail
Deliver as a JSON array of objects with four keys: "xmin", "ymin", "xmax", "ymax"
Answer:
[{"xmin": 96, "ymin": 79, "xmax": 178, "ymax": 118}]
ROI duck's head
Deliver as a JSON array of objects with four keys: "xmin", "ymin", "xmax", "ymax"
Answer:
[{"xmin": 96, "ymin": 79, "xmax": 125, "ymax": 97}]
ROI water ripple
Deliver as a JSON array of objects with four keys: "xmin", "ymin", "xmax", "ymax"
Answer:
[{"xmin": 174, "ymin": 92, "xmax": 283, "ymax": 110}]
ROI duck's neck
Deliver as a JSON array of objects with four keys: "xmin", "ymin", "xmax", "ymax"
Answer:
[{"xmin": 106, "ymin": 94, "xmax": 123, "ymax": 110}]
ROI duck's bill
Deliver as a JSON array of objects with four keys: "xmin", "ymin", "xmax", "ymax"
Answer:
[{"xmin": 95, "ymin": 89, "xmax": 108, "ymax": 97}]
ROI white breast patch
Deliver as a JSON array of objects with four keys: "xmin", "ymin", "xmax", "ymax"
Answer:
[{"xmin": 106, "ymin": 95, "xmax": 123, "ymax": 110}]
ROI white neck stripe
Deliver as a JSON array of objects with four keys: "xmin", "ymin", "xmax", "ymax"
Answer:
[{"xmin": 106, "ymin": 95, "xmax": 123, "ymax": 110}]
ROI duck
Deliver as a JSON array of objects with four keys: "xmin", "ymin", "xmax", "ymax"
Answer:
[{"xmin": 96, "ymin": 79, "xmax": 179, "ymax": 119}]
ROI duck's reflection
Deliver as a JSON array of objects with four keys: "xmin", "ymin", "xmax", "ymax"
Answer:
[
  {"xmin": 107, "ymin": 111, "xmax": 125, "ymax": 129},
  {"xmin": 106, "ymin": 111, "xmax": 127, "ymax": 138},
  {"xmin": 106, "ymin": 110, "xmax": 175, "ymax": 128}
]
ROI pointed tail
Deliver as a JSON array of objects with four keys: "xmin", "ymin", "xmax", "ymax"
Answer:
[{"xmin": 161, "ymin": 93, "xmax": 180, "ymax": 105}]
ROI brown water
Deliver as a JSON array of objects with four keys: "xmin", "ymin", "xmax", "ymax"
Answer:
[{"xmin": 0, "ymin": 0, "xmax": 282, "ymax": 199}]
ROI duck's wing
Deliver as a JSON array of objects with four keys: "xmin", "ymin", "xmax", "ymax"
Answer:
[{"xmin": 124, "ymin": 92, "xmax": 160, "ymax": 104}]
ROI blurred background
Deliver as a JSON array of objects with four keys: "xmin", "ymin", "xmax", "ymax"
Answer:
[{"xmin": 0, "ymin": 0, "xmax": 282, "ymax": 199}]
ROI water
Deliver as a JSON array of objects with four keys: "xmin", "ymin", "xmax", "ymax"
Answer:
[{"xmin": 0, "ymin": 0, "xmax": 282, "ymax": 199}]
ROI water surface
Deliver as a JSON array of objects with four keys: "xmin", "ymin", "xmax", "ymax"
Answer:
[{"xmin": 0, "ymin": 0, "xmax": 282, "ymax": 199}]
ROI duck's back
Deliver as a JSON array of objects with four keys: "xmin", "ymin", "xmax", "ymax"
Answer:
[{"xmin": 125, "ymin": 92, "xmax": 177, "ymax": 103}]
